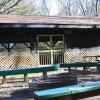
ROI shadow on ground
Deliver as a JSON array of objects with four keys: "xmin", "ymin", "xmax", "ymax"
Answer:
[
  {"xmin": 0, "ymin": 89, "xmax": 34, "ymax": 100},
  {"xmin": 0, "ymin": 69, "xmax": 100, "ymax": 100}
]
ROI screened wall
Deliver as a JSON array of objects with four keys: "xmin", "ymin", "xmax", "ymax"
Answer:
[{"xmin": 0, "ymin": 27, "xmax": 100, "ymax": 70}]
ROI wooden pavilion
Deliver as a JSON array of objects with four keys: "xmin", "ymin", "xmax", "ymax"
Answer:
[{"xmin": 0, "ymin": 15, "xmax": 100, "ymax": 70}]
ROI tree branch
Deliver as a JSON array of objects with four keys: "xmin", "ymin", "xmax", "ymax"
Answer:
[
  {"xmin": 0, "ymin": 0, "xmax": 21, "ymax": 14},
  {"xmin": 95, "ymin": 0, "xmax": 99, "ymax": 16},
  {"xmin": 79, "ymin": 0, "xmax": 86, "ymax": 15},
  {"xmin": 0, "ymin": 0, "xmax": 12, "ymax": 10},
  {"xmin": 42, "ymin": 0, "xmax": 49, "ymax": 15}
]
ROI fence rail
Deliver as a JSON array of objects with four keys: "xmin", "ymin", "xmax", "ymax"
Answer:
[
  {"xmin": 38, "ymin": 50, "xmax": 64, "ymax": 65},
  {"xmin": 0, "ymin": 48, "xmax": 100, "ymax": 70}
]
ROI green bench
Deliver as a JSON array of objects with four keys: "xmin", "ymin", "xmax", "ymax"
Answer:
[
  {"xmin": 33, "ymin": 81, "xmax": 100, "ymax": 100},
  {"xmin": 60, "ymin": 62, "xmax": 99, "ymax": 73},
  {"xmin": 0, "ymin": 65, "xmax": 59, "ymax": 83}
]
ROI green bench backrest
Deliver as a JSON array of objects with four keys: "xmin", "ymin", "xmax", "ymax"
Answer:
[
  {"xmin": 34, "ymin": 81, "xmax": 100, "ymax": 100},
  {"xmin": 0, "ymin": 65, "xmax": 59, "ymax": 76},
  {"xmin": 60, "ymin": 62, "xmax": 99, "ymax": 68}
]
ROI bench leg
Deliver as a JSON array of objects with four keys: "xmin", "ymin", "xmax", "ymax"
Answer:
[
  {"xmin": 57, "ymin": 95, "xmax": 72, "ymax": 100},
  {"xmin": 43, "ymin": 72, "xmax": 47, "ymax": 78},
  {"xmin": 24, "ymin": 74, "xmax": 27, "ymax": 82},
  {"xmin": 2, "ymin": 76, "xmax": 6, "ymax": 84},
  {"xmin": 68, "ymin": 67, "xmax": 71, "ymax": 73},
  {"xmin": 83, "ymin": 67, "xmax": 88, "ymax": 74}
]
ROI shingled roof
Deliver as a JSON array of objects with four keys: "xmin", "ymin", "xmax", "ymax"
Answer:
[{"xmin": 0, "ymin": 14, "xmax": 100, "ymax": 28}]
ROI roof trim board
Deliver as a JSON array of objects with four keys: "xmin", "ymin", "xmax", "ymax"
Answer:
[{"xmin": 0, "ymin": 15, "xmax": 100, "ymax": 28}]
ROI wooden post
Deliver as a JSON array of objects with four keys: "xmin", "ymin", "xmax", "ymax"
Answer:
[
  {"xmin": 24, "ymin": 74, "xmax": 27, "ymax": 82},
  {"xmin": 43, "ymin": 72, "xmax": 47, "ymax": 78},
  {"xmin": 83, "ymin": 67, "xmax": 87, "ymax": 74},
  {"xmin": 68, "ymin": 67, "xmax": 71, "ymax": 73},
  {"xmin": 57, "ymin": 95, "xmax": 72, "ymax": 100},
  {"xmin": 2, "ymin": 76, "xmax": 6, "ymax": 84}
]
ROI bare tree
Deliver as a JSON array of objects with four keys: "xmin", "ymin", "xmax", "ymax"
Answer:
[
  {"xmin": 95, "ymin": 0, "xmax": 99, "ymax": 16},
  {"xmin": 34, "ymin": 0, "xmax": 50, "ymax": 16},
  {"xmin": 58, "ymin": 0, "xmax": 72, "ymax": 16},
  {"xmin": 0, "ymin": 0, "xmax": 22, "ymax": 14},
  {"xmin": 10, "ymin": 1, "xmax": 37, "ymax": 15},
  {"xmin": 42, "ymin": 0, "xmax": 49, "ymax": 15},
  {"xmin": 58, "ymin": 0, "xmax": 100, "ymax": 17},
  {"xmin": 0, "ymin": 0, "xmax": 37, "ymax": 15},
  {"xmin": 78, "ymin": 0, "xmax": 86, "ymax": 15}
]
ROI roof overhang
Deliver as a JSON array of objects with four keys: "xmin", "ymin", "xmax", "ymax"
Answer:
[
  {"xmin": 0, "ymin": 23, "xmax": 100, "ymax": 29},
  {"xmin": 0, "ymin": 15, "xmax": 100, "ymax": 29}
]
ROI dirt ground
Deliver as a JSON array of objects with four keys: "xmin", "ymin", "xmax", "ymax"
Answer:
[{"xmin": 0, "ymin": 68, "xmax": 100, "ymax": 100}]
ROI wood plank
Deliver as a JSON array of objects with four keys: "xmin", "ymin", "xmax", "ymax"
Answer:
[
  {"xmin": 0, "ymin": 65, "xmax": 59, "ymax": 76},
  {"xmin": 33, "ymin": 81, "xmax": 100, "ymax": 100}
]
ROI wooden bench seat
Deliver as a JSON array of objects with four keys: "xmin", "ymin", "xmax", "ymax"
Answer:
[
  {"xmin": 33, "ymin": 81, "xmax": 100, "ymax": 100},
  {"xmin": 0, "ymin": 65, "xmax": 59, "ymax": 83}
]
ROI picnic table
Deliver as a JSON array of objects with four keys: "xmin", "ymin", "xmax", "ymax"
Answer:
[
  {"xmin": 82, "ymin": 55, "xmax": 100, "ymax": 62},
  {"xmin": 60, "ymin": 62, "xmax": 99, "ymax": 73},
  {"xmin": 0, "ymin": 65, "xmax": 59, "ymax": 83},
  {"xmin": 82, "ymin": 56, "xmax": 100, "ymax": 72},
  {"xmin": 34, "ymin": 81, "xmax": 100, "ymax": 100}
]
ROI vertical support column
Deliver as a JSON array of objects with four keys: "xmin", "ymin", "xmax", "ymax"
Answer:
[
  {"xmin": 2, "ymin": 76, "xmax": 6, "ymax": 84},
  {"xmin": 30, "ymin": 42, "xmax": 36, "ymax": 53},
  {"xmin": 63, "ymin": 35, "xmax": 65, "ymax": 64},
  {"xmin": 37, "ymin": 36, "xmax": 40, "ymax": 66},
  {"xmin": 8, "ymin": 43, "xmax": 10, "ymax": 55},
  {"xmin": 24, "ymin": 74, "xmax": 27, "ymax": 82},
  {"xmin": 43, "ymin": 72, "xmax": 47, "ymax": 78},
  {"xmin": 50, "ymin": 35, "xmax": 53, "ymax": 65}
]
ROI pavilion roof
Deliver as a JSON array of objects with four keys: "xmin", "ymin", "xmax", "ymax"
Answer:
[{"xmin": 0, "ymin": 15, "xmax": 100, "ymax": 28}]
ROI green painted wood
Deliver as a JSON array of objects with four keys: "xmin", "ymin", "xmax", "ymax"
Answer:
[
  {"xmin": 34, "ymin": 81, "xmax": 100, "ymax": 100},
  {"xmin": 0, "ymin": 65, "xmax": 59, "ymax": 76},
  {"xmin": 71, "ymin": 81, "xmax": 100, "ymax": 94},
  {"xmin": 34, "ymin": 86, "xmax": 72, "ymax": 100},
  {"xmin": 60, "ymin": 62, "xmax": 99, "ymax": 68}
]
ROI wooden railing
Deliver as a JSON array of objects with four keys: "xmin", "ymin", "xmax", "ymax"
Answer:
[{"xmin": 38, "ymin": 50, "xmax": 64, "ymax": 65}]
